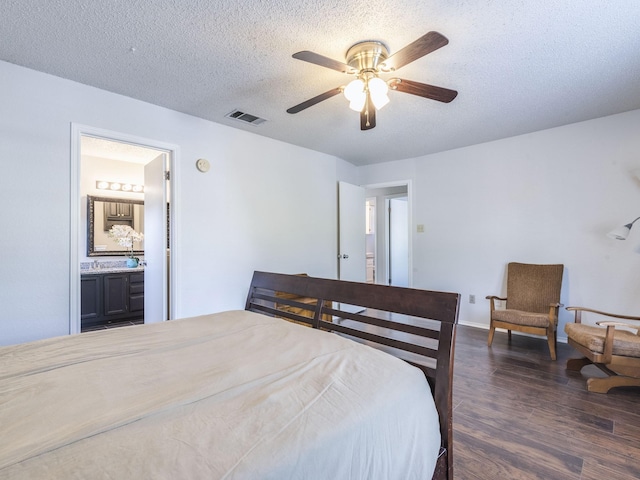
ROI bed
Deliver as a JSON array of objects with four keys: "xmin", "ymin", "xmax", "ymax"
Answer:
[{"xmin": 0, "ymin": 271, "xmax": 460, "ymax": 479}]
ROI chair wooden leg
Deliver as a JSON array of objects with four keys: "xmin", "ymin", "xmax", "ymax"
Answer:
[
  {"xmin": 487, "ymin": 324, "xmax": 496, "ymax": 346},
  {"xmin": 507, "ymin": 330, "xmax": 512, "ymax": 341},
  {"xmin": 587, "ymin": 375, "xmax": 640, "ymax": 394},
  {"xmin": 566, "ymin": 357, "xmax": 592, "ymax": 371},
  {"xmin": 546, "ymin": 327, "xmax": 557, "ymax": 361}
]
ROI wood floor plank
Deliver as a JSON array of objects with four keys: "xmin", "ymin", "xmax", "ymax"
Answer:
[
  {"xmin": 455, "ymin": 444, "xmax": 544, "ymax": 480},
  {"xmin": 454, "ymin": 418, "xmax": 582, "ymax": 479},
  {"xmin": 451, "ymin": 325, "xmax": 640, "ymax": 479},
  {"xmin": 454, "ymin": 396, "xmax": 640, "ymax": 478},
  {"xmin": 579, "ymin": 457, "xmax": 640, "ymax": 480}
]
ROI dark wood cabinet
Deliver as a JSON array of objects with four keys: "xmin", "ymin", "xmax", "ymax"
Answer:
[
  {"xmin": 80, "ymin": 275, "xmax": 101, "ymax": 322},
  {"xmin": 104, "ymin": 201, "xmax": 134, "ymax": 230},
  {"xmin": 129, "ymin": 273, "xmax": 145, "ymax": 315},
  {"xmin": 104, "ymin": 274, "xmax": 128, "ymax": 316},
  {"xmin": 81, "ymin": 271, "xmax": 144, "ymax": 330}
]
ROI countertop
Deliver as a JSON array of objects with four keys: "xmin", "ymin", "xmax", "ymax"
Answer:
[{"xmin": 81, "ymin": 266, "xmax": 145, "ymax": 275}]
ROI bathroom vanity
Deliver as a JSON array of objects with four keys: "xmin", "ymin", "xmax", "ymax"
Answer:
[{"xmin": 81, "ymin": 269, "xmax": 144, "ymax": 330}]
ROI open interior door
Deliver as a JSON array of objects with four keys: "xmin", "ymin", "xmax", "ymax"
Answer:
[
  {"xmin": 389, "ymin": 197, "xmax": 409, "ymax": 286},
  {"xmin": 338, "ymin": 181, "xmax": 366, "ymax": 282},
  {"xmin": 144, "ymin": 154, "xmax": 168, "ymax": 323}
]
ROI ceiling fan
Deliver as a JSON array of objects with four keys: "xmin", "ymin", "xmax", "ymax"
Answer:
[{"xmin": 286, "ymin": 31, "xmax": 458, "ymax": 130}]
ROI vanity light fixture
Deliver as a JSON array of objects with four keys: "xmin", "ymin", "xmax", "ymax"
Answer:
[{"xmin": 96, "ymin": 180, "xmax": 144, "ymax": 193}]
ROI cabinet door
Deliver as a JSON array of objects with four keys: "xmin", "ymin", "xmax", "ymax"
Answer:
[
  {"xmin": 129, "ymin": 273, "xmax": 145, "ymax": 316},
  {"xmin": 105, "ymin": 202, "xmax": 133, "ymax": 220},
  {"xmin": 117, "ymin": 202, "xmax": 133, "ymax": 219},
  {"xmin": 81, "ymin": 275, "xmax": 102, "ymax": 321},
  {"xmin": 104, "ymin": 202, "xmax": 134, "ymax": 230},
  {"xmin": 103, "ymin": 274, "xmax": 129, "ymax": 316}
]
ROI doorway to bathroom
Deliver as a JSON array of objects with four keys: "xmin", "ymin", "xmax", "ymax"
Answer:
[{"xmin": 70, "ymin": 125, "xmax": 176, "ymax": 335}]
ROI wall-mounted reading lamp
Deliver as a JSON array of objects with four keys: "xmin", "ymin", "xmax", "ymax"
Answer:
[{"xmin": 607, "ymin": 216, "xmax": 640, "ymax": 240}]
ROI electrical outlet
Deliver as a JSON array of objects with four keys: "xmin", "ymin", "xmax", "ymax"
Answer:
[{"xmin": 469, "ymin": 294, "xmax": 476, "ymax": 304}]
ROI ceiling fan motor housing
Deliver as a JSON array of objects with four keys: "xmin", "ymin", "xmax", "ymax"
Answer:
[{"xmin": 346, "ymin": 41, "xmax": 390, "ymax": 73}]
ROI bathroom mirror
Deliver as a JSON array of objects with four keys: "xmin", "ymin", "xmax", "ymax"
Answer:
[{"xmin": 87, "ymin": 195, "xmax": 144, "ymax": 256}]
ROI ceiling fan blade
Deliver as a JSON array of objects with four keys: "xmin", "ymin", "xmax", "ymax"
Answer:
[
  {"xmin": 360, "ymin": 94, "xmax": 376, "ymax": 130},
  {"xmin": 287, "ymin": 87, "xmax": 343, "ymax": 114},
  {"xmin": 381, "ymin": 31, "xmax": 449, "ymax": 71},
  {"xmin": 292, "ymin": 51, "xmax": 356, "ymax": 74},
  {"xmin": 388, "ymin": 78, "xmax": 458, "ymax": 103}
]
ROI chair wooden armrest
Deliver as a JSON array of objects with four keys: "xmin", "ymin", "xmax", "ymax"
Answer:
[
  {"xmin": 547, "ymin": 303, "xmax": 563, "ymax": 322},
  {"xmin": 596, "ymin": 321, "xmax": 639, "ymax": 334},
  {"xmin": 485, "ymin": 296, "xmax": 506, "ymax": 314},
  {"xmin": 566, "ymin": 306, "xmax": 640, "ymax": 325}
]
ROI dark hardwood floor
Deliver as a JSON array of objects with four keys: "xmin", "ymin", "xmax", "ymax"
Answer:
[{"xmin": 452, "ymin": 326, "xmax": 640, "ymax": 480}]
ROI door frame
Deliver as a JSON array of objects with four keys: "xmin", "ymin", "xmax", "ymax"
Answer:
[
  {"xmin": 363, "ymin": 180, "xmax": 413, "ymax": 287},
  {"xmin": 70, "ymin": 124, "xmax": 179, "ymax": 334}
]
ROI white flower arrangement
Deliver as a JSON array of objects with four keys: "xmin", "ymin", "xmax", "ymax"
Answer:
[{"xmin": 108, "ymin": 225, "xmax": 144, "ymax": 260}]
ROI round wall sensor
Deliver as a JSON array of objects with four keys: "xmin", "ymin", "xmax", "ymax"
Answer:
[{"xmin": 196, "ymin": 158, "xmax": 210, "ymax": 173}]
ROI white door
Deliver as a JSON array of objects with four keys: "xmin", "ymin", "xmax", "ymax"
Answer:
[
  {"xmin": 389, "ymin": 197, "xmax": 409, "ymax": 286},
  {"xmin": 144, "ymin": 154, "xmax": 168, "ymax": 323},
  {"xmin": 338, "ymin": 181, "xmax": 366, "ymax": 282}
]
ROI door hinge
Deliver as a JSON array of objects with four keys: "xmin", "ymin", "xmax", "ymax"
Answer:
[{"xmin": 165, "ymin": 171, "xmax": 171, "ymax": 181}]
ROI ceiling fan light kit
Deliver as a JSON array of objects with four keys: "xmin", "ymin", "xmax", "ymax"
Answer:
[{"xmin": 287, "ymin": 31, "xmax": 458, "ymax": 130}]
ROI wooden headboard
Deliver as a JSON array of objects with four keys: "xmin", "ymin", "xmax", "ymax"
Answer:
[{"xmin": 245, "ymin": 271, "xmax": 460, "ymax": 480}]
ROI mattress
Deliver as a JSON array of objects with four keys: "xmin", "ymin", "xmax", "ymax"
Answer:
[{"xmin": 0, "ymin": 310, "xmax": 441, "ymax": 479}]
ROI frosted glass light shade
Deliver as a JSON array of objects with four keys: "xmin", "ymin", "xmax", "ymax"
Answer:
[
  {"xmin": 607, "ymin": 216, "xmax": 640, "ymax": 240},
  {"xmin": 344, "ymin": 79, "xmax": 364, "ymax": 101},
  {"xmin": 349, "ymin": 96, "xmax": 366, "ymax": 112},
  {"xmin": 607, "ymin": 225, "xmax": 632, "ymax": 240},
  {"xmin": 368, "ymin": 77, "xmax": 390, "ymax": 110},
  {"xmin": 344, "ymin": 79, "xmax": 366, "ymax": 112}
]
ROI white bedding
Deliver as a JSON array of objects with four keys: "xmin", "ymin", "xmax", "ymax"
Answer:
[{"xmin": 0, "ymin": 310, "xmax": 440, "ymax": 479}]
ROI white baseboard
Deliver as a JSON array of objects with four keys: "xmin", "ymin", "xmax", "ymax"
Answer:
[{"xmin": 457, "ymin": 319, "xmax": 568, "ymax": 344}]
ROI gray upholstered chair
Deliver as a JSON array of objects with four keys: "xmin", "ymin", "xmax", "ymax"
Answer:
[
  {"xmin": 487, "ymin": 262, "xmax": 564, "ymax": 360},
  {"xmin": 565, "ymin": 307, "xmax": 640, "ymax": 393}
]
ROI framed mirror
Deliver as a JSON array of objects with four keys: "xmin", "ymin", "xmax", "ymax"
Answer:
[{"xmin": 87, "ymin": 195, "xmax": 145, "ymax": 256}]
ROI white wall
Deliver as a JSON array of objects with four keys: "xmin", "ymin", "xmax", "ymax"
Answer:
[
  {"xmin": 3, "ymin": 56, "xmax": 640, "ymax": 347},
  {"xmin": 359, "ymin": 109, "xmax": 640, "ymax": 340},
  {"xmin": 0, "ymin": 60, "xmax": 340, "ymax": 345}
]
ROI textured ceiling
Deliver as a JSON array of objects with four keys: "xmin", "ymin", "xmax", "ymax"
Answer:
[
  {"xmin": 2, "ymin": 1, "xmax": 640, "ymax": 166},
  {"xmin": 81, "ymin": 136, "xmax": 163, "ymax": 164}
]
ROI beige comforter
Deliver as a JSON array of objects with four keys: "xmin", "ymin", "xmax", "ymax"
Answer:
[{"xmin": 0, "ymin": 310, "xmax": 440, "ymax": 479}]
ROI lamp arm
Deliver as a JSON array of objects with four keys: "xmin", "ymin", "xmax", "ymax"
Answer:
[{"xmin": 627, "ymin": 216, "xmax": 640, "ymax": 228}]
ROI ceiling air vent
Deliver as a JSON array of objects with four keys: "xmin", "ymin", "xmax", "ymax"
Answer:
[{"xmin": 225, "ymin": 109, "xmax": 267, "ymax": 126}]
